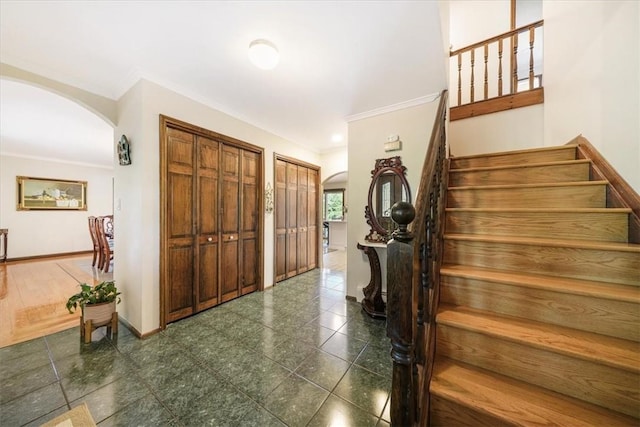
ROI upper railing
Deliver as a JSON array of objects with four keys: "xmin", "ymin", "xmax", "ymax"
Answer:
[
  {"xmin": 450, "ymin": 20, "xmax": 544, "ymax": 120},
  {"xmin": 386, "ymin": 89, "xmax": 449, "ymax": 426}
]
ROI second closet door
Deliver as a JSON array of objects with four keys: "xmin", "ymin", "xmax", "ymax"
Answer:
[{"xmin": 274, "ymin": 156, "xmax": 320, "ymax": 283}]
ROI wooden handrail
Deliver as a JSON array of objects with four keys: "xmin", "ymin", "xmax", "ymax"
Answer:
[
  {"xmin": 387, "ymin": 89, "xmax": 449, "ymax": 426},
  {"xmin": 450, "ymin": 19, "xmax": 543, "ymax": 56}
]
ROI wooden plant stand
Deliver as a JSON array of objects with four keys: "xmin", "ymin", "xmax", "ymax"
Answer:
[{"xmin": 80, "ymin": 302, "xmax": 118, "ymax": 343}]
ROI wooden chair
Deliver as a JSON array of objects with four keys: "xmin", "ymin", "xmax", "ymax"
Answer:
[
  {"xmin": 87, "ymin": 216, "xmax": 100, "ymax": 267},
  {"xmin": 96, "ymin": 216, "xmax": 115, "ymax": 272}
]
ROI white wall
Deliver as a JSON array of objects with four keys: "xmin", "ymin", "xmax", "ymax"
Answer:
[
  {"xmin": 115, "ymin": 79, "xmax": 320, "ymax": 335},
  {"xmin": 450, "ymin": 104, "xmax": 544, "ymax": 156},
  {"xmin": 320, "ymin": 147, "xmax": 347, "ymax": 183},
  {"xmin": 346, "ymin": 100, "xmax": 440, "ymax": 301},
  {"xmin": 543, "ymin": 0, "xmax": 640, "ymax": 191},
  {"xmin": 0, "ymin": 155, "xmax": 113, "ymax": 258}
]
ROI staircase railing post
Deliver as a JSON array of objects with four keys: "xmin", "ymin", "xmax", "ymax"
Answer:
[{"xmin": 387, "ymin": 201, "xmax": 416, "ymax": 426}]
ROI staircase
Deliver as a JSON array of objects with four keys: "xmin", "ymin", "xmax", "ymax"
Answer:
[{"xmin": 430, "ymin": 144, "xmax": 640, "ymax": 425}]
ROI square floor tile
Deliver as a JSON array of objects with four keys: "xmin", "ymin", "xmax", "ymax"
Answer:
[
  {"xmin": 354, "ymin": 343, "xmax": 392, "ymax": 378},
  {"xmin": 96, "ymin": 394, "xmax": 176, "ymax": 427},
  {"xmin": 0, "ymin": 382, "xmax": 67, "ymax": 426},
  {"xmin": 321, "ymin": 331, "xmax": 367, "ymax": 362},
  {"xmin": 70, "ymin": 376, "xmax": 149, "ymax": 423},
  {"xmin": 263, "ymin": 374, "xmax": 330, "ymax": 427},
  {"xmin": 333, "ymin": 365, "xmax": 391, "ymax": 417},
  {"xmin": 295, "ymin": 350, "xmax": 350, "ymax": 391},
  {"xmin": 0, "ymin": 362, "xmax": 57, "ymax": 404},
  {"xmin": 224, "ymin": 352, "xmax": 291, "ymax": 402},
  {"xmin": 307, "ymin": 394, "xmax": 379, "ymax": 427},
  {"xmin": 268, "ymin": 338, "xmax": 316, "ymax": 370}
]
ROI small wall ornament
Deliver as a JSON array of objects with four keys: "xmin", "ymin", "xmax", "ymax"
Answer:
[
  {"xmin": 117, "ymin": 135, "xmax": 131, "ymax": 166},
  {"xmin": 265, "ymin": 182, "xmax": 274, "ymax": 214}
]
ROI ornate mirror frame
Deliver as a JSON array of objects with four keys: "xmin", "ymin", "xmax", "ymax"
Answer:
[{"xmin": 364, "ymin": 156, "xmax": 411, "ymax": 242}]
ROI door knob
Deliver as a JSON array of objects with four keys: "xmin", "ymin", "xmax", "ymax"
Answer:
[{"xmin": 207, "ymin": 237, "xmax": 213, "ymax": 242}]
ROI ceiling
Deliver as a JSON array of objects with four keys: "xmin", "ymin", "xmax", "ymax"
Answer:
[{"xmin": 0, "ymin": 1, "xmax": 446, "ymax": 167}]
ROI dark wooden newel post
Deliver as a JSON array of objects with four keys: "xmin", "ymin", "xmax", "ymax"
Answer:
[{"xmin": 386, "ymin": 201, "xmax": 416, "ymax": 426}]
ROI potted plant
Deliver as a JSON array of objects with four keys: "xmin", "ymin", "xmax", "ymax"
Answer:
[{"xmin": 66, "ymin": 280, "xmax": 121, "ymax": 343}]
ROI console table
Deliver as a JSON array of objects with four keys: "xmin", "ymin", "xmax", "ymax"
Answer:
[{"xmin": 357, "ymin": 240, "xmax": 386, "ymax": 319}]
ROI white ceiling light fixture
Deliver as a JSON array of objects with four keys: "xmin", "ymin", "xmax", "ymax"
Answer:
[
  {"xmin": 331, "ymin": 134, "xmax": 344, "ymax": 143},
  {"xmin": 248, "ymin": 39, "xmax": 280, "ymax": 70}
]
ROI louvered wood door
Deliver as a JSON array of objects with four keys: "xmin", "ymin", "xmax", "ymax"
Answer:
[
  {"xmin": 275, "ymin": 159, "xmax": 288, "ymax": 281},
  {"xmin": 221, "ymin": 145, "xmax": 240, "ymax": 302}
]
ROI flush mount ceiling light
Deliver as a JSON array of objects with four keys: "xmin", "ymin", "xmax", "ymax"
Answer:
[{"xmin": 248, "ymin": 39, "xmax": 279, "ymax": 70}]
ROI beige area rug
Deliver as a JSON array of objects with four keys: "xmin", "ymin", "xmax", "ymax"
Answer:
[{"xmin": 41, "ymin": 403, "xmax": 96, "ymax": 427}]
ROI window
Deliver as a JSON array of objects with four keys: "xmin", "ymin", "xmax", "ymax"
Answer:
[{"xmin": 323, "ymin": 189, "xmax": 345, "ymax": 221}]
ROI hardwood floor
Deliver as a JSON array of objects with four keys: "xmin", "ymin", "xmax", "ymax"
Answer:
[
  {"xmin": 0, "ymin": 250, "xmax": 346, "ymax": 349},
  {"xmin": 0, "ymin": 254, "xmax": 111, "ymax": 348}
]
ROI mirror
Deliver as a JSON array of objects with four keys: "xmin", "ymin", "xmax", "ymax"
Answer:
[{"xmin": 364, "ymin": 156, "xmax": 411, "ymax": 242}]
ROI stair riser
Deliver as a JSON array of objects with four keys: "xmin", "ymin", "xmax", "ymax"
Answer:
[
  {"xmin": 447, "ymin": 184, "xmax": 606, "ymax": 208},
  {"xmin": 437, "ymin": 325, "xmax": 640, "ymax": 418},
  {"xmin": 443, "ymin": 239, "xmax": 640, "ymax": 286},
  {"xmin": 451, "ymin": 147, "xmax": 577, "ymax": 170},
  {"xmin": 440, "ymin": 276, "xmax": 640, "ymax": 341},
  {"xmin": 445, "ymin": 211, "xmax": 628, "ymax": 243},
  {"xmin": 449, "ymin": 162, "xmax": 590, "ymax": 187},
  {"xmin": 430, "ymin": 395, "xmax": 516, "ymax": 427}
]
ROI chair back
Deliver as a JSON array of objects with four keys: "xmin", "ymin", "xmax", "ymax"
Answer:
[{"xmin": 88, "ymin": 216, "xmax": 100, "ymax": 249}]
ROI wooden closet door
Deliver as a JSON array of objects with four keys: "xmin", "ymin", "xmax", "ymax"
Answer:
[
  {"xmin": 286, "ymin": 162, "xmax": 298, "ymax": 278},
  {"xmin": 165, "ymin": 127, "xmax": 196, "ymax": 323},
  {"xmin": 297, "ymin": 166, "xmax": 309, "ymax": 273},
  {"xmin": 241, "ymin": 150, "xmax": 260, "ymax": 295},
  {"xmin": 221, "ymin": 145, "xmax": 240, "ymax": 302},
  {"xmin": 275, "ymin": 160, "xmax": 287, "ymax": 282},
  {"xmin": 307, "ymin": 168, "xmax": 318, "ymax": 270},
  {"xmin": 196, "ymin": 136, "xmax": 219, "ymax": 311}
]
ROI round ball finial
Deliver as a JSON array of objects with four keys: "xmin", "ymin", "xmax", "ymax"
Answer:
[{"xmin": 391, "ymin": 201, "xmax": 416, "ymax": 227}]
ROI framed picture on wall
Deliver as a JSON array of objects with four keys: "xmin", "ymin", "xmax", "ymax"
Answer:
[{"xmin": 16, "ymin": 176, "xmax": 87, "ymax": 210}]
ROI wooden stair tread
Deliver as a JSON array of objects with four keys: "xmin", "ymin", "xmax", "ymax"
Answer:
[
  {"xmin": 446, "ymin": 207, "xmax": 632, "ymax": 213},
  {"xmin": 444, "ymin": 233, "xmax": 640, "ymax": 252},
  {"xmin": 431, "ymin": 357, "xmax": 639, "ymax": 426},
  {"xmin": 440, "ymin": 264, "xmax": 640, "ymax": 303},
  {"xmin": 448, "ymin": 180, "xmax": 608, "ymax": 191},
  {"xmin": 450, "ymin": 144, "xmax": 578, "ymax": 162},
  {"xmin": 437, "ymin": 304, "xmax": 640, "ymax": 373},
  {"xmin": 450, "ymin": 159, "xmax": 591, "ymax": 173}
]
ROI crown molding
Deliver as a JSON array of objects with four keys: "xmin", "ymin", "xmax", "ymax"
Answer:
[{"xmin": 345, "ymin": 92, "xmax": 442, "ymax": 123}]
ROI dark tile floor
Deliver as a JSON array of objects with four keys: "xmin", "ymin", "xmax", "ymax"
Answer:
[{"xmin": 0, "ymin": 266, "xmax": 392, "ymax": 426}]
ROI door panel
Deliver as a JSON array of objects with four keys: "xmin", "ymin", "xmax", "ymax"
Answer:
[
  {"xmin": 221, "ymin": 237, "xmax": 239, "ymax": 301},
  {"xmin": 242, "ymin": 151, "xmax": 260, "ymax": 294},
  {"xmin": 308, "ymin": 168, "xmax": 319, "ymax": 269},
  {"xmin": 167, "ymin": 245, "xmax": 194, "ymax": 322},
  {"xmin": 242, "ymin": 238, "xmax": 258, "ymax": 294},
  {"xmin": 297, "ymin": 167, "xmax": 309, "ymax": 273},
  {"xmin": 286, "ymin": 162, "xmax": 298, "ymax": 278},
  {"xmin": 221, "ymin": 145, "xmax": 240, "ymax": 300},
  {"xmin": 196, "ymin": 136, "xmax": 219, "ymax": 310},
  {"xmin": 166, "ymin": 128, "xmax": 195, "ymax": 322},
  {"xmin": 198, "ymin": 242, "xmax": 218, "ymax": 310},
  {"xmin": 275, "ymin": 160, "xmax": 287, "ymax": 281}
]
